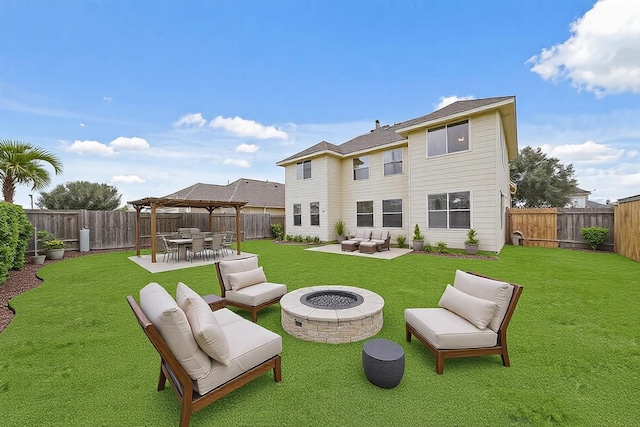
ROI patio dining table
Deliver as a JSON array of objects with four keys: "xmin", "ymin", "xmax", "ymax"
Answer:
[{"xmin": 165, "ymin": 236, "xmax": 215, "ymax": 262}]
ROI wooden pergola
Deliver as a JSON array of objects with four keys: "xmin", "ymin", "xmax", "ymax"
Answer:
[{"xmin": 128, "ymin": 197, "xmax": 247, "ymax": 263}]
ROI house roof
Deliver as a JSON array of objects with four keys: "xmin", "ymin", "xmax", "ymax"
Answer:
[
  {"xmin": 161, "ymin": 178, "xmax": 285, "ymax": 209},
  {"xmin": 277, "ymin": 96, "xmax": 517, "ymax": 165},
  {"xmin": 617, "ymin": 194, "xmax": 640, "ymax": 204}
]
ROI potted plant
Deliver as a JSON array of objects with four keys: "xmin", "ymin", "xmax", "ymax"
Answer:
[
  {"xmin": 465, "ymin": 229, "xmax": 479, "ymax": 255},
  {"xmin": 335, "ymin": 219, "xmax": 346, "ymax": 243},
  {"xmin": 412, "ymin": 224, "xmax": 424, "ymax": 251},
  {"xmin": 38, "ymin": 230, "xmax": 66, "ymax": 260},
  {"xmin": 30, "ymin": 227, "xmax": 46, "ymax": 264}
]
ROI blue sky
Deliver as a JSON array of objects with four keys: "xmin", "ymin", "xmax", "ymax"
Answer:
[{"xmin": 1, "ymin": 0, "xmax": 638, "ymax": 208}]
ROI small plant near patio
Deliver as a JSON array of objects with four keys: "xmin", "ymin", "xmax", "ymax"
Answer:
[
  {"xmin": 580, "ymin": 226, "xmax": 609, "ymax": 250},
  {"xmin": 37, "ymin": 230, "xmax": 65, "ymax": 249},
  {"xmin": 464, "ymin": 229, "xmax": 479, "ymax": 254},
  {"xmin": 396, "ymin": 235, "xmax": 407, "ymax": 248},
  {"xmin": 412, "ymin": 224, "xmax": 424, "ymax": 251},
  {"xmin": 435, "ymin": 241, "xmax": 448, "ymax": 253},
  {"xmin": 270, "ymin": 223, "xmax": 284, "ymax": 240},
  {"xmin": 424, "ymin": 242, "xmax": 434, "ymax": 252},
  {"xmin": 334, "ymin": 219, "xmax": 345, "ymax": 237}
]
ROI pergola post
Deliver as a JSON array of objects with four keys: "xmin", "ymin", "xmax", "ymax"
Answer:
[
  {"xmin": 135, "ymin": 205, "xmax": 142, "ymax": 256},
  {"xmin": 150, "ymin": 203, "xmax": 158, "ymax": 263},
  {"xmin": 235, "ymin": 205, "xmax": 242, "ymax": 255}
]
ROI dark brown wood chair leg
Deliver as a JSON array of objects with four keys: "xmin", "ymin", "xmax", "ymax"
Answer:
[
  {"xmin": 273, "ymin": 355, "xmax": 282, "ymax": 382},
  {"xmin": 251, "ymin": 310, "xmax": 258, "ymax": 323},
  {"xmin": 179, "ymin": 399, "xmax": 192, "ymax": 427},
  {"xmin": 406, "ymin": 325, "xmax": 412, "ymax": 342},
  {"xmin": 501, "ymin": 346, "xmax": 511, "ymax": 367},
  {"xmin": 436, "ymin": 353, "xmax": 445, "ymax": 375},
  {"xmin": 157, "ymin": 363, "xmax": 167, "ymax": 391}
]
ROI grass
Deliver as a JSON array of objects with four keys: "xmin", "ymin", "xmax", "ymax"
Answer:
[{"xmin": 1, "ymin": 240, "xmax": 639, "ymax": 426}]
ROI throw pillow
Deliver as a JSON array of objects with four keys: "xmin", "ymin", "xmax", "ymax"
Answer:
[
  {"xmin": 438, "ymin": 284, "xmax": 498, "ymax": 330},
  {"xmin": 176, "ymin": 282, "xmax": 230, "ymax": 366},
  {"xmin": 218, "ymin": 257, "xmax": 259, "ymax": 291},
  {"xmin": 454, "ymin": 270, "xmax": 514, "ymax": 332},
  {"xmin": 227, "ymin": 266, "xmax": 267, "ymax": 291}
]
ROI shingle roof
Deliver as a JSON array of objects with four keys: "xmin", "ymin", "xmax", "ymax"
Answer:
[
  {"xmin": 162, "ymin": 178, "xmax": 285, "ymax": 208},
  {"xmin": 277, "ymin": 96, "xmax": 515, "ymax": 164}
]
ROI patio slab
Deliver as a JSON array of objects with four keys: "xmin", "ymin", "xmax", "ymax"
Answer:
[
  {"xmin": 128, "ymin": 251, "xmax": 256, "ymax": 273},
  {"xmin": 305, "ymin": 244, "xmax": 411, "ymax": 260}
]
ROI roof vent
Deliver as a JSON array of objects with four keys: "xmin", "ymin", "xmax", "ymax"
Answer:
[{"xmin": 375, "ymin": 119, "xmax": 380, "ymax": 129}]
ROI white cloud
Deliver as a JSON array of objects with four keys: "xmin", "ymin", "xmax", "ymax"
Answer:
[
  {"xmin": 66, "ymin": 140, "xmax": 117, "ymax": 156},
  {"xmin": 223, "ymin": 158, "xmax": 251, "ymax": 167},
  {"xmin": 210, "ymin": 116, "xmax": 288, "ymax": 139},
  {"xmin": 103, "ymin": 96, "xmax": 112, "ymax": 102},
  {"xmin": 79, "ymin": 123, "xmax": 85, "ymax": 127},
  {"xmin": 111, "ymin": 175, "xmax": 146, "ymax": 184},
  {"xmin": 236, "ymin": 143, "xmax": 259, "ymax": 153},
  {"xmin": 110, "ymin": 136, "xmax": 150, "ymax": 150},
  {"xmin": 173, "ymin": 113, "xmax": 207, "ymax": 128},
  {"xmin": 434, "ymin": 95, "xmax": 475, "ymax": 110},
  {"xmin": 527, "ymin": 0, "xmax": 640, "ymax": 96},
  {"xmin": 539, "ymin": 140, "xmax": 628, "ymax": 165}
]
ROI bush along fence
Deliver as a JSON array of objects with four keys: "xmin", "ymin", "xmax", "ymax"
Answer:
[
  {"xmin": 506, "ymin": 207, "xmax": 614, "ymax": 251},
  {"xmin": 0, "ymin": 202, "xmax": 33, "ymax": 283},
  {"xmin": 23, "ymin": 209, "xmax": 285, "ymax": 255}
]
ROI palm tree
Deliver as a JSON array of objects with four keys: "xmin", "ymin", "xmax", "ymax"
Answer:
[{"xmin": 0, "ymin": 140, "xmax": 63, "ymax": 204}]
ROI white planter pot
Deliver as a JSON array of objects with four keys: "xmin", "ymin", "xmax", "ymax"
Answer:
[{"xmin": 46, "ymin": 249, "xmax": 65, "ymax": 260}]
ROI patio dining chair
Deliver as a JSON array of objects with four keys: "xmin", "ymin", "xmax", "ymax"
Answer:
[
  {"xmin": 208, "ymin": 234, "xmax": 225, "ymax": 259},
  {"xmin": 160, "ymin": 236, "xmax": 178, "ymax": 263},
  {"xmin": 222, "ymin": 232, "xmax": 234, "ymax": 255},
  {"xmin": 187, "ymin": 234, "xmax": 208, "ymax": 262}
]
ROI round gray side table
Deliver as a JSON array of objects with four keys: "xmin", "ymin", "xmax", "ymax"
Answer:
[{"xmin": 362, "ymin": 338, "xmax": 404, "ymax": 389}]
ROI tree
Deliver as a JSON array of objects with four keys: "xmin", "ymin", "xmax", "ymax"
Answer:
[
  {"xmin": 510, "ymin": 146, "xmax": 578, "ymax": 208},
  {"xmin": 0, "ymin": 140, "xmax": 63, "ymax": 203},
  {"xmin": 37, "ymin": 181, "xmax": 122, "ymax": 210}
]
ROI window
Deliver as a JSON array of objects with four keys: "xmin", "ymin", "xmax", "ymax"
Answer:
[
  {"xmin": 384, "ymin": 149, "xmax": 402, "ymax": 175},
  {"xmin": 427, "ymin": 120, "xmax": 469, "ymax": 157},
  {"xmin": 353, "ymin": 156, "xmax": 369, "ymax": 180},
  {"xmin": 356, "ymin": 201, "xmax": 373, "ymax": 227},
  {"xmin": 382, "ymin": 199, "xmax": 402, "ymax": 227},
  {"xmin": 293, "ymin": 204, "xmax": 301, "ymax": 226},
  {"xmin": 310, "ymin": 202, "xmax": 320, "ymax": 226},
  {"xmin": 428, "ymin": 191, "xmax": 470, "ymax": 229},
  {"xmin": 296, "ymin": 160, "xmax": 311, "ymax": 180}
]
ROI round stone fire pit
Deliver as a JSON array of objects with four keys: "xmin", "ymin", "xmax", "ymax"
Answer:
[{"xmin": 280, "ymin": 285, "xmax": 384, "ymax": 344}]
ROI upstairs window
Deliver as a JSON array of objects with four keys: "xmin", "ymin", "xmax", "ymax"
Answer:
[
  {"xmin": 427, "ymin": 120, "xmax": 469, "ymax": 157},
  {"xmin": 428, "ymin": 191, "xmax": 470, "ymax": 229},
  {"xmin": 293, "ymin": 204, "xmax": 302, "ymax": 226},
  {"xmin": 296, "ymin": 160, "xmax": 311, "ymax": 180},
  {"xmin": 356, "ymin": 201, "xmax": 373, "ymax": 227},
  {"xmin": 353, "ymin": 156, "xmax": 369, "ymax": 180},
  {"xmin": 384, "ymin": 148, "xmax": 403, "ymax": 176},
  {"xmin": 310, "ymin": 202, "xmax": 320, "ymax": 226},
  {"xmin": 382, "ymin": 199, "xmax": 403, "ymax": 227}
]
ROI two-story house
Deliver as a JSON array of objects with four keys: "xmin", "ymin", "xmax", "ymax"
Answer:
[{"xmin": 276, "ymin": 96, "xmax": 518, "ymax": 253}]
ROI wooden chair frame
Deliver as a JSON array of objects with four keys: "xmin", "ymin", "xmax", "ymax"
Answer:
[
  {"xmin": 127, "ymin": 296, "xmax": 282, "ymax": 427},
  {"xmin": 406, "ymin": 271, "xmax": 523, "ymax": 375},
  {"xmin": 214, "ymin": 261, "xmax": 283, "ymax": 323}
]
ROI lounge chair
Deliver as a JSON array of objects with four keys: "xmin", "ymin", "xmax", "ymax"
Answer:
[
  {"xmin": 405, "ymin": 270, "xmax": 523, "ymax": 374},
  {"xmin": 127, "ymin": 282, "xmax": 282, "ymax": 427},
  {"xmin": 215, "ymin": 257, "xmax": 287, "ymax": 322}
]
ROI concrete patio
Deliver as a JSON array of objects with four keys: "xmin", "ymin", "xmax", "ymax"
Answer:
[
  {"xmin": 304, "ymin": 244, "xmax": 412, "ymax": 260},
  {"xmin": 128, "ymin": 251, "xmax": 256, "ymax": 273}
]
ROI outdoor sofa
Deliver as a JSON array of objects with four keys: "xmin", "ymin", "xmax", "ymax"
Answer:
[{"xmin": 341, "ymin": 229, "xmax": 391, "ymax": 253}]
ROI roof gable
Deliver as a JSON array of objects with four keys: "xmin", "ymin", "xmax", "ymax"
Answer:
[{"xmin": 162, "ymin": 178, "xmax": 285, "ymax": 208}]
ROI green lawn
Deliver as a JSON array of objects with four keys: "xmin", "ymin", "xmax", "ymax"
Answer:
[{"xmin": 1, "ymin": 241, "xmax": 638, "ymax": 426}]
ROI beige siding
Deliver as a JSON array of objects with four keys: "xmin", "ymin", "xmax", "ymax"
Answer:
[
  {"xmin": 408, "ymin": 112, "xmax": 503, "ymax": 252},
  {"xmin": 339, "ymin": 146, "xmax": 409, "ymax": 242},
  {"xmin": 283, "ymin": 156, "xmax": 332, "ymax": 240}
]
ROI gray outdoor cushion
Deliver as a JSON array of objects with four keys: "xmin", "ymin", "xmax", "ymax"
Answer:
[
  {"xmin": 218, "ymin": 257, "xmax": 259, "ymax": 291},
  {"xmin": 225, "ymin": 282, "xmax": 287, "ymax": 306}
]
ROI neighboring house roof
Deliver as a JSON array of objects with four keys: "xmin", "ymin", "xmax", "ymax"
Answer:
[
  {"xmin": 617, "ymin": 194, "xmax": 640, "ymax": 203},
  {"xmin": 571, "ymin": 187, "xmax": 592, "ymax": 196},
  {"xmin": 163, "ymin": 178, "xmax": 285, "ymax": 208},
  {"xmin": 277, "ymin": 96, "xmax": 517, "ymax": 165},
  {"xmin": 586, "ymin": 200, "xmax": 608, "ymax": 208}
]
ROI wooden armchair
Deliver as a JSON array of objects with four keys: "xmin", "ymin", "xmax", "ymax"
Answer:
[
  {"xmin": 215, "ymin": 257, "xmax": 287, "ymax": 322},
  {"xmin": 405, "ymin": 270, "xmax": 523, "ymax": 374},
  {"xmin": 127, "ymin": 282, "xmax": 282, "ymax": 426}
]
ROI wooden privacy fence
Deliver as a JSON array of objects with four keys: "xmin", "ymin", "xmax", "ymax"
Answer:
[
  {"xmin": 614, "ymin": 197, "xmax": 640, "ymax": 262},
  {"xmin": 25, "ymin": 210, "xmax": 283, "ymax": 254},
  {"xmin": 506, "ymin": 207, "xmax": 615, "ymax": 250}
]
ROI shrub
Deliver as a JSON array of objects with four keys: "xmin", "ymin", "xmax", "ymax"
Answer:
[
  {"xmin": 0, "ymin": 202, "xmax": 33, "ymax": 284},
  {"xmin": 413, "ymin": 224, "xmax": 424, "ymax": 240},
  {"xmin": 270, "ymin": 223, "xmax": 284, "ymax": 240},
  {"xmin": 580, "ymin": 226, "xmax": 609, "ymax": 250},
  {"xmin": 396, "ymin": 235, "xmax": 407, "ymax": 248},
  {"xmin": 465, "ymin": 229, "xmax": 479, "ymax": 245},
  {"xmin": 435, "ymin": 241, "xmax": 448, "ymax": 253},
  {"xmin": 334, "ymin": 219, "xmax": 345, "ymax": 236},
  {"xmin": 424, "ymin": 242, "xmax": 434, "ymax": 252}
]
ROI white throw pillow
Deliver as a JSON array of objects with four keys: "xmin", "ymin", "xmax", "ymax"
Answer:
[
  {"xmin": 227, "ymin": 266, "xmax": 267, "ymax": 291},
  {"xmin": 176, "ymin": 282, "xmax": 230, "ymax": 366},
  {"xmin": 454, "ymin": 270, "xmax": 514, "ymax": 332},
  {"xmin": 139, "ymin": 283, "xmax": 211, "ymax": 379},
  {"xmin": 438, "ymin": 284, "xmax": 498, "ymax": 330},
  {"xmin": 218, "ymin": 257, "xmax": 259, "ymax": 291}
]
